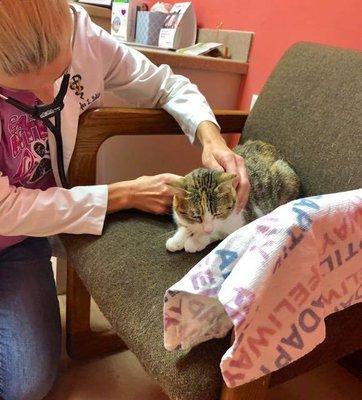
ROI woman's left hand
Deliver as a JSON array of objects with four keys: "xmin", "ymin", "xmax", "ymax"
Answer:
[{"xmin": 197, "ymin": 121, "xmax": 250, "ymax": 213}]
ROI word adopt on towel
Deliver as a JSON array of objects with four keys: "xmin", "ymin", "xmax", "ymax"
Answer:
[{"xmin": 163, "ymin": 189, "xmax": 362, "ymax": 387}]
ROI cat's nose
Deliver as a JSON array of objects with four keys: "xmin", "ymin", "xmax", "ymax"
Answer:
[{"xmin": 203, "ymin": 222, "xmax": 214, "ymax": 234}]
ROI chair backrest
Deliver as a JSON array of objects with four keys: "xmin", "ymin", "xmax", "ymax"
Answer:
[{"xmin": 242, "ymin": 42, "xmax": 362, "ymax": 196}]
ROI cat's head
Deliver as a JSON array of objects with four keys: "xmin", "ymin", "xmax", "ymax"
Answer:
[{"xmin": 169, "ymin": 168, "xmax": 237, "ymax": 234}]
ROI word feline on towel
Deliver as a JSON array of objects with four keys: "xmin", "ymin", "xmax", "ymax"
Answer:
[{"xmin": 166, "ymin": 140, "xmax": 301, "ymax": 253}]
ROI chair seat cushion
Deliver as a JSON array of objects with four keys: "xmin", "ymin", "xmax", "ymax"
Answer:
[{"xmin": 62, "ymin": 211, "xmax": 229, "ymax": 400}]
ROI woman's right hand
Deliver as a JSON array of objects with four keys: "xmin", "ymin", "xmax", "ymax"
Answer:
[{"xmin": 107, "ymin": 173, "xmax": 181, "ymax": 215}]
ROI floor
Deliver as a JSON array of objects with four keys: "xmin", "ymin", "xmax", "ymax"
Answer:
[{"xmin": 44, "ymin": 295, "xmax": 362, "ymax": 400}]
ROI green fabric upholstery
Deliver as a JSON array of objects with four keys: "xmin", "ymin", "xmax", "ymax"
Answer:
[
  {"xmin": 62, "ymin": 42, "xmax": 362, "ymax": 400},
  {"xmin": 242, "ymin": 42, "xmax": 361, "ymax": 195},
  {"xmin": 63, "ymin": 212, "xmax": 227, "ymax": 400}
]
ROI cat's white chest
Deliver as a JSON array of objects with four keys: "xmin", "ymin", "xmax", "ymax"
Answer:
[
  {"xmin": 166, "ymin": 211, "xmax": 246, "ymax": 253},
  {"xmin": 214, "ymin": 211, "xmax": 246, "ymax": 237}
]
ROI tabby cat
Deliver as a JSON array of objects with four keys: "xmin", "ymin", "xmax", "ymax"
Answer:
[{"xmin": 166, "ymin": 140, "xmax": 301, "ymax": 253}]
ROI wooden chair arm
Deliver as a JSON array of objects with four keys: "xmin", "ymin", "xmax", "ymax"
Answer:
[{"xmin": 69, "ymin": 108, "xmax": 248, "ymax": 186}]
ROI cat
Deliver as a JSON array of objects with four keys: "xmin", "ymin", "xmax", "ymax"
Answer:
[{"xmin": 166, "ymin": 139, "xmax": 301, "ymax": 253}]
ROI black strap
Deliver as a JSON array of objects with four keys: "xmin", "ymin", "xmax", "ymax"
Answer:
[
  {"xmin": 1, "ymin": 74, "xmax": 71, "ymax": 188},
  {"xmin": 41, "ymin": 114, "xmax": 70, "ymax": 189},
  {"xmin": 34, "ymin": 74, "xmax": 70, "ymax": 120},
  {"xmin": 3, "ymin": 74, "xmax": 70, "ymax": 121}
]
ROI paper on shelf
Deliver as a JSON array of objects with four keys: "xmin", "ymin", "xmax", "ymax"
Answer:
[{"xmin": 158, "ymin": 2, "xmax": 197, "ymax": 50}]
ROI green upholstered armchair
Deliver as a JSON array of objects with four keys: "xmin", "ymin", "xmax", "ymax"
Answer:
[{"xmin": 61, "ymin": 43, "xmax": 362, "ymax": 400}]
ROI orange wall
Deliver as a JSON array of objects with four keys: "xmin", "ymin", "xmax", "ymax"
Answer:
[{"xmin": 150, "ymin": 0, "xmax": 362, "ymax": 109}]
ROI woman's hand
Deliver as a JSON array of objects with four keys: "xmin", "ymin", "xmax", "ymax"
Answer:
[
  {"xmin": 197, "ymin": 121, "xmax": 250, "ymax": 212},
  {"xmin": 107, "ymin": 173, "xmax": 181, "ymax": 215}
]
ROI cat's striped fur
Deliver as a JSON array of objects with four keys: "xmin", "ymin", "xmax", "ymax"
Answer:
[{"xmin": 166, "ymin": 140, "xmax": 301, "ymax": 253}]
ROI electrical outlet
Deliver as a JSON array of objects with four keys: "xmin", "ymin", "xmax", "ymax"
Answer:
[{"xmin": 251, "ymin": 94, "xmax": 259, "ymax": 109}]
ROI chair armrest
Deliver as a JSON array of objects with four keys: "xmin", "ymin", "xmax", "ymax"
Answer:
[{"xmin": 70, "ymin": 108, "xmax": 248, "ymax": 186}]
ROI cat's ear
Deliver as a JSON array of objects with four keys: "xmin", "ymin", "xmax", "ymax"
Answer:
[
  {"xmin": 216, "ymin": 172, "xmax": 237, "ymax": 191},
  {"xmin": 167, "ymin": 178, "xmax": 188, "ymax": 197}
]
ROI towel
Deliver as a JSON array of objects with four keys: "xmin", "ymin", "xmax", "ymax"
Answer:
[{"xmin": 164, "ymin": 189, "xmax": 362, "ymax": 387}]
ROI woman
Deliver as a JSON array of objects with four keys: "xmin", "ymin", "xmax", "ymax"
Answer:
[{"xmin": 0, "ymin": 1, "xmax": 249, "ymax": 399}]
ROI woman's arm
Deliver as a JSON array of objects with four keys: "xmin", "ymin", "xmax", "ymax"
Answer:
[
  {"xmin": 196, "ymin": 121, "xmax": 250, "ymax": 211},
  {"xmin": 0, "ymin": 172, "xmax": 179, "ymax": 237},
  {"xmin": 97, "ymin": 30, "xmax": 249, "ymax": 210},
  {"xmin": 107, "ymin": 173, "xmax": 180, "ymax": 215},
  {"xmin": 0, "ymin": 175, "xmax": 107, "ymax": 236},
  {"xmin": 99, "ymin": 34, "xmax": 219, "ymax": 144}
]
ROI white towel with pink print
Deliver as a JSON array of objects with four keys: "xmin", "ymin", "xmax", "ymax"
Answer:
[{"xmin": 163, "ymin": 189, "xmax": 362, "ymax": 388}]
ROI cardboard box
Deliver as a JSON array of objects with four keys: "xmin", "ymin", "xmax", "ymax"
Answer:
[
  {"xmin": 158, "ymin": 2, "xmax": 197, "ymax": 50},
  {"xmin": 111, "ymin": 0, "xmax": 140, "ymax": 43}
]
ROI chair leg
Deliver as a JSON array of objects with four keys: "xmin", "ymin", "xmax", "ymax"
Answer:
[
  {"xmin": 220, "ymin": 375, "xmax": 270, "ymax": 400},
  {"xmin": 66, "ymin": 261, "xmax": 127, "ymax": 359}
]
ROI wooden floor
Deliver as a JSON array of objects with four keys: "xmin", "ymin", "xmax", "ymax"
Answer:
[{"xmin": 45, "ymin": 296, "xmax": 362, "ymax": 400}]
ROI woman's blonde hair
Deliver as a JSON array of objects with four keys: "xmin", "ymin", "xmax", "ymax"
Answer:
[{"xmin": 0, "ymin": 0, "xmax": 73, "ymax": 76}]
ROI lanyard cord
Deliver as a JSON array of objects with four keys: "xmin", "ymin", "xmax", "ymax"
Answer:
[
  {"xmin": 41, "ymin": 111, "xmax": 70, "ymax": 189},
  {"xmin": 0, "ymin": 74, "xmax": 71, "ymax": 189}
]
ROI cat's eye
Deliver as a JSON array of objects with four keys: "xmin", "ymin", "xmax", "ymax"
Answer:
[{"xmin": 178, "ymin": 211, "xmax": 201, "ymax": 222}]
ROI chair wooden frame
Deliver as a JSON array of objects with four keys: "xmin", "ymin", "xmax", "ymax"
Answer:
[
  {"xmin": 66, "ymin": 107, "xmax": 360, "ymax": 400},
  {"xmin": 66, "ymin": 108, "xmax": 270, "ymax": 399}
]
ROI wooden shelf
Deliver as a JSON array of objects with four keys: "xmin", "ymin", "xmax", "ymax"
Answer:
[
  {"xmin": 76, "ymin": 2, "xmax": 248, "ymax": 75},
  {"xmin": 131, "ymin": 45, "xmax": 248, "ymax": 74}
]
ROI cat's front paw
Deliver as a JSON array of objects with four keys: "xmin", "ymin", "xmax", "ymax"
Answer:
[
  {"xmin": 184, "ymin": 237, "xmax": 208, "ymax": 253},
  {"xmin": 166, "ymin": 236, "xmax": 185, "ymax": 252}
]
